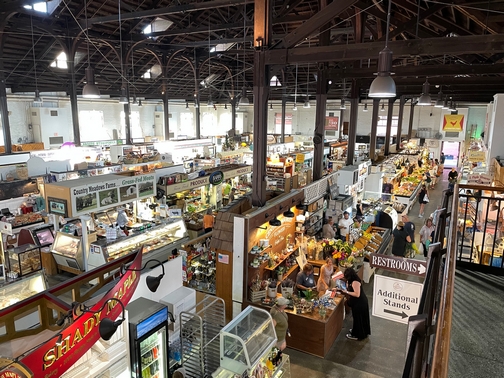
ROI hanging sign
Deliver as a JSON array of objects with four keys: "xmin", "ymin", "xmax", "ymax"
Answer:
[
  {"xmin": 369, "ymin": 253, "xmax": 427, "ymax": 277},
  {"xmin": 467, "ymin": 150, "xmax": 486, "ymax": 163},
  {"xmin": 442, "ymin": 114, "xmax": 465, "ymax": 131},
  {"xmin": 0, "ymin": 250, "xmax": 143, "ymax": 378},
  {"xmin": 296, "ymin": 154, "xmax": 305, "ymax": 163},
  {"xmin": 209, "ymin": 170, "xmax": 224, "ymax": 185},
  {"xmin": 372, "ymin": 275, "xmax": 423, "ymax": 324},
  {"xmin": 325, "ymin": 116, "xmax": 339, "ymax": 130}
]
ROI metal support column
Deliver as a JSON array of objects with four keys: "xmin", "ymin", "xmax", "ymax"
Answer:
[
  {"xmin": 124, "ymin": 101, "xmax": 132, "ymax": 145},
  {"xmin": 346, "ymin": 80, "xmax": 359, "ymax": 166},
  {"xmin": 163, "ymin": 89, "xmax": 170, "ymax": 140},
  {"xmin": 384, "ymin": 98, "xmax": 394, "ymax": 155},
  {"xmin": 281, "ymin": 96, "xmax": 287, "ymax": 143},
  {"xmin": 396, "ymin": 95, "xmax": 406, "ymax": 151},
  {"xmin": 68, "ymin": 60, "xmax": 81, "ymax": 146},
  {"xmin": 252, "ymin": 0, "xmax": 271, "ymax": 207},
  {"xmin": 194, "ymin": 52, "xmax": 201, "ymax": 138},
  {"xmin": 408, "ymin": 101, "xmax": 416, "ymax": 141},
  {"xmin": 313, "ymin": 70, "xmax": 327, "ymax": 181},
  {"xmin": 231, "ymin": 99, "xmax": 236, "ymax": 134},
  {"xmin": 0, "ymin": 78, "xmax": 12, "ymax": 154},
  {"xmin": 369, "ymin": 98, "xmax": 380, "ymax": 162}
]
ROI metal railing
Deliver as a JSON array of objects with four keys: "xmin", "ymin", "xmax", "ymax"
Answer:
[{"xmin": 402, "ymin": 188, "xmax": 455, "ymax": 378}]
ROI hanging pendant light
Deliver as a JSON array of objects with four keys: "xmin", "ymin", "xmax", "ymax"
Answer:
[
  {"xmin": 418, "ymin": 79, "xmax": 432, "ymax": 106},
  {"xmin": 434, "ymin": 87, "xmax": 444, "ymax": 108},
  {"xmin": 132, "ymin": 95, "xmax": 138, "ymax": 105},
  {"xmin": 119, "ymin": 87, "xmax": 129, "ymax": 104},
  {"xmin": 138, "ymin": 99, "xmax": 143, "ymax": 107},
  {"xmin": 442, "ymin": 96, "xmax": 449, "ymax": 110},
  {"xmin": 269, "ymin": 102, "xmax": 273, "ymax": 111},
  {"xmin": 239, "ymin": 87, "xmax": 249, "ymax": 105},
  {"xmin": 82, "ymin": 0, "xmax": 100, "ymax": 98},
  {"xmin": 33, "ymin": 89, "xmax": 43, "ymax": 104},
  {"xmin": 340, "ymin": 99, "xmax": 346, "ymax": 110},
  {"xmin": 292, "ymin": 102, "xmax": 297, "ymax": 111},
  {"xmin": 30, "ymin": 15, "xmax": 44, "ymax": 104},
  {"xmin": 303, "ymin": 96, "xmax": 311, "ymax": 109},
  {"xmin": 381, "ymin": 102, "xmax": 385, "ymax": 111},
  {"xmin": 363, "ymin": 102, "xmax": 368, "ymax": 112},
  {"xmin": 369, "ymin": 0, "xmax": 396, "ymax": 98},
  {"xmin": 207, "ymin": 94, "xmax": 214, "ymax": 107}
]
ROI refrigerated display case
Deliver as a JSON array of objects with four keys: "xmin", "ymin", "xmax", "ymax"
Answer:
[
  {"xmin": 127, "ymin": 297, "xmax": 170, "ymax": 378},
  {"xmin": 0, "ymin": 270, "xmax": 47, "ymax": 310},
  {"xmin": 51, "ymin": 231, "xmax": 94, "ymax": 273},
  {"xmin": 88, "ymin": 219, "xmax": 188, "ymax": 270},
  {"xmin": 7, "ymin": 244, "xmax": 42, "ymax": 277}
]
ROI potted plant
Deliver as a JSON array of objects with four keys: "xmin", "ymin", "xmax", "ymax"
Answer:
[
  {"xmin": 280, "ymin": 278, "xmax": 295, "ymax": 298},
  {"xmin": 267, "ymin": 280, "xmax": 278, "ymax": 298},
  {"xmin": 276, "ymin": 266, "xmax": 286, "ymax": 281}
]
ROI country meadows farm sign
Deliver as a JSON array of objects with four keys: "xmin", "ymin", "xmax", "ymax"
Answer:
[
  {"xmin": 71, "ymin": 173, "xmax": 156, "ymax": 216},
  {"xmin": 0, "ymin": 250, "xmax": 143, "ymax": 378}
]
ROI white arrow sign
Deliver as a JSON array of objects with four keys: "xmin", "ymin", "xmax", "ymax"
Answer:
[{"xmin": 372, "ymin": 275, "xmax": 423, "ymax": 324}]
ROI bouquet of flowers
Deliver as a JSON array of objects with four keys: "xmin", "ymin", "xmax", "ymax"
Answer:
[
  {"xmin": 321, "ymin": 239, "xmax": 336, "ymax": 259},
  {"xmin": 339, "ymin": 254, "xmax": 355, "ymax": 268}
]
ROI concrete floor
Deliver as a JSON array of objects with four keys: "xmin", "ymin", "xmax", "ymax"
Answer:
[{"xmin": 289, "ymin": 171, "xmax": 449, "ymax": 378}]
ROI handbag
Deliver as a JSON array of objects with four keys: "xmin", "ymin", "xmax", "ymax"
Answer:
[{"xmin": 424, "ymin": 193, "xmax": 430, "ymax": 203}]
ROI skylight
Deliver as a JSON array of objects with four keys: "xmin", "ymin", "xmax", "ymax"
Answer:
[
  {"xmin": 143, "ymin": 17, "xmax": 173, "ymax": 40},
  {"xmin": 24, "ymin": 2, "xmax": 47, "ymax": 13},
  {"xmin": 142, "ymin": 64, "xmax": 162, "ymax": 79},
  {"xmin": 50, "ymin": 52, "xmax": 68, "ymax": 69},
  {"xmin": 200, "ymin": 74, "xmax": 218, "ymax": 87},
  {"xmin": 270, "ymin": 75, "xmax": 281, "ymax": 87},
  {"xmin": 210, "ymin": 42, "xmax": 235, "ymax": 53}
]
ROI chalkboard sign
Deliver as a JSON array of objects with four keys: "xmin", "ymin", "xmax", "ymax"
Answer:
[{"xmin": 0, "ymin": 179, "xmax": 37, "ymax": 201}]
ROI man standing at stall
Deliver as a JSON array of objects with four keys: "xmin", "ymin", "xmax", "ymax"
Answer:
[
  {"xmin": 392, "ymin": 221, "xmax": 411, "ymax": 257},
  {"xmin": 322, "ymin": 217, "xmax": 336, "ymax": 239},
  {"xmin": 402, "ymin": 214, "xmax": 418, "ymax": 256},
  {"xmin": 338, "ymin": 211, "xmax": 353, "ymax": 241}
]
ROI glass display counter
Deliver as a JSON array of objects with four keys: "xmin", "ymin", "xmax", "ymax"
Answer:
[
  {"xmin": 88, "ymin": 219, "xmax": 188, "ymax": 270},
  {"xmin": 0, "ymin": 270, "xmax": 47, "ymax": 310},
  {"xmin": 51, "ymin": 232, "xmax": 89, "ymax": 273},
  {"xmin": 7, "ymin": 244, "xmax": 42, "ymax": 277},
  {"xmin": 219, "ymin": 306, "xmax": 277, "ymax": 376},
  {"xmin": 93, "ymin": 209, "xmax": 119, "ymax": 227}
]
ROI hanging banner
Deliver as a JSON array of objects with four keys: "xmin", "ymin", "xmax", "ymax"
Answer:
[
  {"xmin": 325, "ymin": 116, "xmax": 339, "ymax": 131},
  {"xmin": 442, "ymin": 114, "xmax": 465, "ymax": 132},
  {"xmin": 0, "ymin": 250, "xmax": 143, "ymax": 378}
]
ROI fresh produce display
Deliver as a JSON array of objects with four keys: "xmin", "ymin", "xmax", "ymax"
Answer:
[{"xmin": 393, "ymin": 182, "xmax": 417, "ymax": 196}]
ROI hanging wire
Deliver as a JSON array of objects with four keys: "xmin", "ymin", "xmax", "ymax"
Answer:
[
  {"xmin": 386, "ymin": 0, "xmax": 392, "ymax": 46},
  {"xmin": 118, "ymin": 0, "xmax": 124, "ymax": 87},
  {"xmin": 243, "ymin": 0, "xmax": 246, "ymax": 90},
  {"xmin": 85, "ymin": 0, "xmax": 90, "ymax": 66}
]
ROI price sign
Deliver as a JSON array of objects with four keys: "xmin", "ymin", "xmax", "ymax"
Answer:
[{"xmin": 296, "ymin": 154, "xmax": 305, "ymax": 163}]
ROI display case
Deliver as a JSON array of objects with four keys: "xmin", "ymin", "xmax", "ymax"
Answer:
[
  {"xmin": 51, "ymin": 232, "xmax": 88, "ymax": 273},
  {"xmin": 7, "ymin": 244, "xmax": 42, "ymax": 277},
  {"xmin": 88, "ymin": 219, "xmax": 189, "ymax": 270},
  {"xmin": 0, "ymin": 270, "xmax": 47, "ymax": 310},
  {"xmin": 219, "ymin": 306, "xmax": 277, "ymax": 375},
  {"xmin": 93, "ymin": 209, "xmax": 119, "ymax": 227}
]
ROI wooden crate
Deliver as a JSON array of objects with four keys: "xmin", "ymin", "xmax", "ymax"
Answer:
[{"xmin": 249, "ymin": 289, "xmax": 266, "ymax": 303}]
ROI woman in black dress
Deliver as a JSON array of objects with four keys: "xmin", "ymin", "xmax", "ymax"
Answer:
[{"xmin": 342, "ymin": 267, "xmax": 371, "ymax": 340}]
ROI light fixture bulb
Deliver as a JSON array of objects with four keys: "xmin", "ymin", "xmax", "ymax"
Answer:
[
  {"xmin": 138, "ymin": 99, "xmax": 143, "ymax": 107},
  {"xmin": 418, "ymin": 79, "xmax": 432, "ymax": 106},
  {"xmin": 381, "ymin": 103, "xmax": 385, "ymax": 111},
  {"xmin": 269, "ymin": 103, "xmax": 273, "ymax": 111},
  {"xmin": 340, "ymin": 99, "xmax": 346, "ymax": 110},
  {"xmin": 82, "ymin": 67, "xmax": 101, "ymax": 98},
  {"xmin": 363, "ymin": 103, "xmax": 368, "ymax": 112},
  {"xmin": 239, "ymin": 87, "xmax": 249, "ymax": 105},
  {"xmin": 434, "ymin": 89, "xmax": 444, "ymax": 108},
  {"xmin": 303, "ymin": 98, "xmax": 311, "ymax": 108},
  {"xmin": 292, "ymin": 104, "xmax": 297, "ymax": 111},
  {"xmin": 33, "ymin": 89, "xmax": 43, "ymax": 104},
  {"xmin": 119, "ymin": 87, "xmax": 129, "ymax": 104},
  {"xmin": 368, "ymin": 47, "xmax": 396, "ymax": 98},
  {"xmin": 207, "ymin": 97, "xmax": 214, "ymax": 107},
  {"xmin": 186, "ymin": 101, "xmax": 189, "ymax": 109}
]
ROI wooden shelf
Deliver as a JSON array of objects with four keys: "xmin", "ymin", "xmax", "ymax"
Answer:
[
  {"xmin": 264, "ymin": 247, "xmax": 298, "ymax": 271},
  {"xmin": 276, "ymin": 263, "xmax": 299, "ymax": 286},
  {"xmin": 248, "ymin": 245, "xmax": 272, "ymax": 255}
]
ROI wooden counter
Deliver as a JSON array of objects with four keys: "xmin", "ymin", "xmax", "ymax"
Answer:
[
  {"xmin": 248, "ymin": 295, "xmax": 345, "ymax": 358},
  {"xmin": 285, "ymin": 296, "xmax": 345, "ymax": 358}
]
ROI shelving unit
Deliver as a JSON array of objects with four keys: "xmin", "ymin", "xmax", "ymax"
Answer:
[
  {"xmin": 264, "ymin": 247, "xmax": 298, "ymax": 271},
  {"xmin": 266, "ymin": 159, "xmax": 294, "ymax": 192}
]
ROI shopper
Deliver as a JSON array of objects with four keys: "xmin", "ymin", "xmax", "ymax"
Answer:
[
  {"xmin": 338, "ymin": 211, "xmax": 353, "ymax": 241},
  {"xmin": 341, "ymin": 267, "xmax": 371, "ymax": 341},
  {"xmin": 448, "ymin": 168, "xmax": 458, "ymax": 191},
  {"xmin": 418, "ymin": 184, "xmax": 429, "ymax": 218},
  {"xmin": 419, "ymin": 218, "xmax": 435, "ymax": 257},
  {"xmin": 430, "ymin": 205, "xmax": 442, "ymax": 226},
  {"xmin": 440, "ymin": 152, "xmax": 446, "ymax": 168},
  {"xmin": 296, "ymin": 263, "xmax": 316, "ymax": 295},
  {"xmin": 322, "ymin": 217, "xmax": 336, "ymax": 239},
  {"xmin": 203, "ymin": 208, "xmax": 214, "ymax": 233},
  {"xmin": 316, "ymin": 258, "xmax": 335, "ymax": 295},
  {"xmin": 270, "ymin": 296, "xmax": 289, "ymax": 350},
  {"xmin": 401, "ymin": 214, "xmax": 418, "ymax": 255},
  {"xmin": 356, "ymin": 199, "xmax": 364, "ymax": 220},
  {"xmin": 228, "ymin": 188, "xmax": 236, "ymax": 202},
  {"xmin": 392, "ymin": 221, "xmax": 411, "ymax": 257}
]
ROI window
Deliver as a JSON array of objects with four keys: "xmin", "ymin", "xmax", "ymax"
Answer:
[
  {"xmin": 210, "ymin": 43, "xmax": 235, "ymax": 53},
  {"xmin": 376, "ymin": 116, "xmax": 399, "ymax": 136},
  {"xmin": 143, "ymin": 18, "xmax": 173, "ymax": 40},
  {"xmin": 270, "ymin": 75, "xmax": 281, "ymax": 87},
  {"xmin": 50, "ymin": 52, "xmax": 68, "ymax": 69},
  {"xmin": 142, "ymin": 64, "xmax": 162, "ymax": 79},
  {"xmin": 78, "ymin": 110, "xmax": 106, "ymax": 141},
  {"xmin": 200, "ymin": 74, "xmax": 218, "ymax": 88},
  {"xmin": 220, "ymin": 113, "xmax": 233, "ymax": 133},
  {"xmin": 24, "ymin": 2, "xmax": 47, "ymax": 13},
  {"xmin": 201, "ymin": 112, "xmax": 218, "ymax": 137},
  {"xmin": 120, "ymin": 111, "xmax": 143, "ymax": 139},
  {"xmin": 179, "ymin": 112, "xmax": 195, "ymax": 138}
]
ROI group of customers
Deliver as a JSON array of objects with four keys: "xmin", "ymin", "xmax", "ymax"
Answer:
[{"xmin": 322, "ymin": 211, "xmax": 354, "ymax": 241}]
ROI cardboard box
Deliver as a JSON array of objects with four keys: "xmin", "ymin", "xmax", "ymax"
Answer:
[
  {"xmin": 74, "ymin": 162, "xmax": 88, "ymax": 170},
  {"xmin": 284, "ymin": 136, "xmax": 294, "ymax": 143}
]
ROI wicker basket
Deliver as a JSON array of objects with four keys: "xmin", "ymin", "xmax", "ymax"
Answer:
[
  {"xmin": 249, "ymin": 289, "xmax": 267, "ymax": 303},
  {"xmin": 123, "ymin": 157, "xmax": 138, "ymax": 164}
]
